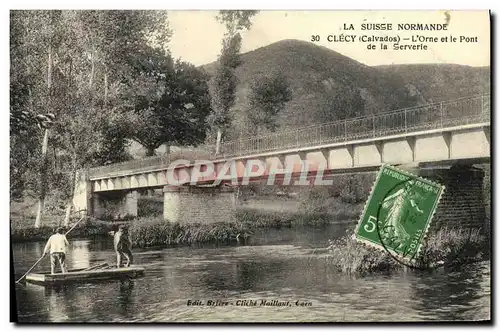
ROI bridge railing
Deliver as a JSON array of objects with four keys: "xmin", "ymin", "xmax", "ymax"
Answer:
[
  {"xmin": 89, "ymin": 94, "xmax": 490, "ymax": 178},
  {"xmin": 219, "ymin": 94, "xmax": 490, "ymax": 157},
  {"xmin": 89, "ymin": 146, "xmax": 215, "ymax": 178}
]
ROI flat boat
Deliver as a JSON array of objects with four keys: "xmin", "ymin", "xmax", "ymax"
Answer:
[{"xmin": 25, "ymin": 265, "xmax": 145, "ymax": 286}]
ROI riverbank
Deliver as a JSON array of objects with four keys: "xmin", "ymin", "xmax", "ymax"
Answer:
[
  {"xmin": 11, "ymin": 211, "xmax": 489, "ymax": 277},
  {"xmin": 128, "ymin": 208, "xmax": 362, "ymax": 247},
  {"xmin": 9, "ymin": 205, "xmax": 362, "ymax": 244},
  {"xmin": 11, "ymin": 198, "xmax": 489, "ymax": 276},
  {"xmin": 323, "ymin": 227, "xmax": 488, "ymax": 275}
]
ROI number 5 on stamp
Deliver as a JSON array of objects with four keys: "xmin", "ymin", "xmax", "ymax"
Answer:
[{"xmin": 354, "ymin": 164, "xmax": 445, "ymax": 262}]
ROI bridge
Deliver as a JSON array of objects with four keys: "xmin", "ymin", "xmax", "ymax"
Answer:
[{"xmin": 74, "ymin": 94, "xmax": 490, "ymax": 227}]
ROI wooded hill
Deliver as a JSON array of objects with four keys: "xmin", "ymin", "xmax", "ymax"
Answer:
[{"xmin": 200, "ymin": 39, "xmax": 490, "ymax": 140}]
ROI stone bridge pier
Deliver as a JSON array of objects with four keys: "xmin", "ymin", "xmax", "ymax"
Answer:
[
  {"xmin": 417, "ymin": 165, "xmax": 487, "ymax": 230},
  {"xmin": 163, "ymin": 185, "xmax": 236, "ymax": 224}
]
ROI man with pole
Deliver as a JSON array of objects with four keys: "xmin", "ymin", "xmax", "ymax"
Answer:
[
  {"xmin": 16, "ymin": 215, "xmax": 85, "ymax": 283},
  {"xmin": 42, "ymin": 227, "xmax": 70, "ymax": 274}
]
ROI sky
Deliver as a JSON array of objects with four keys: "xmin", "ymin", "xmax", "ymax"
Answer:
[{"xmin": 167, "ymin": 10, "xmax": 490, "ymax": 67}]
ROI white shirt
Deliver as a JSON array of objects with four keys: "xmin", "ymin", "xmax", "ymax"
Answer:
[{"xmin": 44, "ymin": 233, "xmax": 69, "ymax": 254}]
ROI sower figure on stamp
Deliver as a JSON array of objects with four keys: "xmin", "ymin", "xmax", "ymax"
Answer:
[
  {"xmin": 380, "ymin": 180, "xmax": 424, "ymax": 250},
  {"xmin": 114, "ymin": 225, "xmax": 133, "ymax": 268},
  {"xmin": 42, "ymin": 227, "xmax": 70, "ymax": 274}
]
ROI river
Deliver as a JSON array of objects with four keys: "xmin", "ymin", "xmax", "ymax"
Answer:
[{"xmin": 12, "ymin": 223, "xmax": 490, "ymax": 322}]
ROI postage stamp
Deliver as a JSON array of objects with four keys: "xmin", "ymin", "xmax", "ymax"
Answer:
[{"xmin": 354, "ymin": 164, "xmax": 445, "ymax": 263}]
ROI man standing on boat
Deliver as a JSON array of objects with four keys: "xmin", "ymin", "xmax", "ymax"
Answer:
[
  {"xmin": 114, "ymin": 225, "xmax": 133, "ymax": 268},
  {"xmin": 42, "ymin": 227, "xmax": 69, "ymax": 274}
]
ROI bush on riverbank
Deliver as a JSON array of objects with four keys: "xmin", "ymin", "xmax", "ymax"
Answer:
[
  {"xmin": 129, "ymin": 217, "xmax": 246, "ymax": 247},
  {"xmin": 415, "ymin": 227, "xmax": 486, "ymax": 268},
  {"xmin": 128, "ymin": 208, "xmax": 361, "ymax": 248},
  {"xmin": 128, "ymin": 211, "xmax": 299, "ymax": 247},
  {"xmin": 235, "ymin": 210, "xmax": 294, "ymax": 229},
  {"xmin": 325, "ymin": 227, "xmax": 486, "ymax": 275}
]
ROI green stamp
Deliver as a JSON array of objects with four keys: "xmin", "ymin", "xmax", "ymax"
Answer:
[{"xmin": 355, "ymin": 164, "xmax": 445, "ymax": 262}]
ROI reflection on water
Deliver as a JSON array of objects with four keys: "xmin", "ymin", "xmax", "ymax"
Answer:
[
  {"xmin": 410, "ymin": 265, "xmax": 491, "ymax": 321},
  {"xmin": 117, "ymin": 280, "xmax": 135, "ymax": 316},
  {"xmin": 13, "ymin": 225, "xmax": 490, "ymax": 322},
  {"xmin": 71, "ymin": 242, "xmax": 91, "ymax": 270}
]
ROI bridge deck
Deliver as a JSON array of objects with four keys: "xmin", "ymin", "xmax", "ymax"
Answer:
[{"xmin": 88, "ymin": 94, "xmax": 490, "ymax": 180}]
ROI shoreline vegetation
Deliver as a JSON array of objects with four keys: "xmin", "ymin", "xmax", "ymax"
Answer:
[
  {"xmin": 11, "ymin": 205, "xmax": 489, "ymax": 276},
  {"xmin": 324, "ymin": 227, "xmax": 488, "ymax": 275},
  {"xmin": 11, "ymin": 176, "xmax": 490, "ymax": 275},
  {"xmin": 10, "ymin": 206, "xmax": 362, "ymax": 244}
]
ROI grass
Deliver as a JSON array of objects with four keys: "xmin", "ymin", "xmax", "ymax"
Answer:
[
  {"xmin": 127, "ymin": 208, "xmax": 361, "ymax": 248},
  {"xmin": 129, "ymin": 217, "xmax": 245, "ymax": 247},
  {"xmin": 323, "ymin": 227, "xmax": 487, "ymax": 275},
  {"xmin": 415, "ymin": 227, "xmax": 487, "ymax": 268},
  {"xmin": 128, "ymin": 210, "xmax": 334, "ymax": 247}
]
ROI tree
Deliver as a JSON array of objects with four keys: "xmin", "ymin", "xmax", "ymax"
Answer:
[
  {"xmin": 125, "ymin": 47, "xmax": 211, "ymax": 156},
  {"xmin": 170, "ymin": 60, "xmax": 212, "ymax": 147},
  {"xmin": 10, "ymin": 10, "xmax": 61, "ymax": 227},
  {"xmin": 216, "ymin": 10, "xmax": 259, "ymax": 35},
  {"xmin": 54, "ymin": 11, "xmax": 173, "ymax": 224},
  {"xmin": 207, "ymin": 34, "xmax": 241, "ymax": 138},
  {"xmin": 9, "ymin": 109, "xmax": 44, "ymax": 201},
  {"xmin": 208, "ymin": 10, "xmax": 259, "ymax": 153},
  {"xmin": 319, "ymin": 84, "xmax": 365, "ymax": 122},
  {"xmin": 247, "ymin": 70, "xmax": 292, "ymax": 134}
]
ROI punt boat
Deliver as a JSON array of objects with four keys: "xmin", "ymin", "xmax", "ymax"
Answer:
[{"xmin": 24, "ymin": 263, "xmax": 145, "ymax": 286}]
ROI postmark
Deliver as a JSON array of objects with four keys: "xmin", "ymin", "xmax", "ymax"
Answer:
[{"xmin": 354, "ymin": 164, "xmax": 445, "ymax": 265}]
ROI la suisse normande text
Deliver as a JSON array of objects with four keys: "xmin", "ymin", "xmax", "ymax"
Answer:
[{"xmin": 343, "ymin": 23, "xmax": 449, "ymax": 31}]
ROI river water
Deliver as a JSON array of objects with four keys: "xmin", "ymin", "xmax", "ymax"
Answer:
[{"xmin": 12, "ymin": 223, "xmax": 490, "ymax": 322}]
